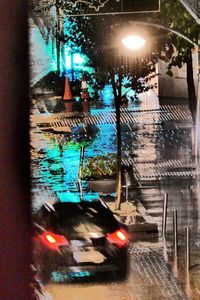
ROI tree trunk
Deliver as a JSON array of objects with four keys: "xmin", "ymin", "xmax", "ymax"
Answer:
[
  {"xmin": 114, "ymin": 94, "xmax": 122, "ymax": 210},
  {"xmin": 56, "ymin": 6, "xmax": 61, "ymax": 95},
  {"xmin": 186, "ymin": 48, "xmax": 197, "ymax": 123},
  {"xmin": 111, "ymin": 70, "xmax": 122, "ymax": 210}
]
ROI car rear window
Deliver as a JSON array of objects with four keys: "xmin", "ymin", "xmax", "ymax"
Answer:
[{"xmin": 37, "ymin": 201, "xmax": 119, "ymax": 234}]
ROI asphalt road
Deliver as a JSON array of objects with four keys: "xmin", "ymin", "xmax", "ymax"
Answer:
[{"xmin": 45, "ymin": 241, "xmax": 190, "ymax": 300}]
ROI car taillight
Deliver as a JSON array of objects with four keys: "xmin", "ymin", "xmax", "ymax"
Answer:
[
  {"xmin": 106, "ymin": 229, "xmax": 128, "ymax": 247},
  {"xmin": 38, "ymin": 231, "xmax": 69, "ymax": 251}
]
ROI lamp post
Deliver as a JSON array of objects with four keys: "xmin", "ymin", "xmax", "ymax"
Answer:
[{"xmin": 114, "ymin": 34, "xmax": 146, "ymax": 210}]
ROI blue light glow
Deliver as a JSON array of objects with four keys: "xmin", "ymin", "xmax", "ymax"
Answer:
[
  {"xmin": 99, "ymin": 85, "xmax": 113, "ymax": 107},
  {"xmin": 64, "ymin": 46, "xmax": 88, "ymax": 73},
  {"xmin": 73, "ymin": 53, "xmax": 84, "ymax": 64},
  {"xmin": 51, "ymin": 271, "xmax": 92, "ymax": 282},
  {"xmin": 65, "ymin": 52, "xmax": 71, "ymax": 70},
  {"xmin": 56, "ymin": 191, "xmax": 80, "ymax": 202}
]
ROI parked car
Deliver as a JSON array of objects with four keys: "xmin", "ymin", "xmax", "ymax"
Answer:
[{"xmin": 33, "ymin": 200, "xmax": 129, "ymax": 283}]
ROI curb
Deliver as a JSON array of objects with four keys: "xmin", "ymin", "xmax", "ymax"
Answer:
[
  {"xmin": 105, "ymin": 199, "xmax": 158, "ymax": 234},
  {"xmin": 130, "ymin": 199, "xmax": 158, "ymax": 233}
]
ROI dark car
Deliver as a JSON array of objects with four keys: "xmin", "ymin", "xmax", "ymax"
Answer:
[{"xmin": 33, "ymin": 199, "xmax": 128, "ymax": 283}]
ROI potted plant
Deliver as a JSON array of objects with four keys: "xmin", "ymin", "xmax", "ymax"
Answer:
[{"xmin": 81, "ymin": 153, "xmax": 117, "ymax": 194}]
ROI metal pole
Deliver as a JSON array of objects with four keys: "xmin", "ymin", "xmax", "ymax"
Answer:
[
  {"xmin": 125, "ymin": 171, "xmax": 129, "ymax": 202},
  {"xmin": 185, "ymin": 226, "xmax": 190, "ymax": 270},
  {"xmin": 78, "ymin": 146, "xmax": 85, "ymax": 201},
  {"xmin": 173, "ymin": 209, "xmax": 178, "ymax": 255},
  {"xmin": 195, "ymin": 57, "xmax": 200, "ymax": 159},
  {"xmin": 78, "ymin": 179, "xmax": 83, "ymax": 201},
  {"xmin": 125, "ymin": 185, "xmax": 128, "ymax": 202},
  {"xmin": 192, "ymin": 126, "xmax": 195, "ymax": 157},
  {"xmin": 162, "ymin": 193, "xmax": 168, "ymax": 238},
  {"xmin": 78, "ymin": 145, "xmax": 85, "ymax": 179}
]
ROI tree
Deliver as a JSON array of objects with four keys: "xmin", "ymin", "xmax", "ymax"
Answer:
[
  {"xmin": 71, "ymin": 15, "xmax": 158, "ymax": 209},
  {"xmin": 150, "ymin": 0, "xmax": 200, "ymax": 122}
]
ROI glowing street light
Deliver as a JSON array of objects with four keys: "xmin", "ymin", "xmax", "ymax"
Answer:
[{"xmin": 121, "ymin": 35, "xmax": 146, "ymax": 50}]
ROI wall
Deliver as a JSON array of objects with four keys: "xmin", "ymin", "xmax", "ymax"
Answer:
[
  {"xmin": 29, "ymin": 6, "xmax": 57, "ymax": 87},
  {"xmin": 0, "ymin": 1, "xmax": 32, "ymax": 299}
]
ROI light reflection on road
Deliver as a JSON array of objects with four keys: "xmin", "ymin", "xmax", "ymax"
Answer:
[{"xmin": 45, "ymin": 241, "xmax": 189, "ymax": 300}]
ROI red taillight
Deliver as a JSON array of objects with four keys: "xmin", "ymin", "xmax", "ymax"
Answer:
[
  {"xmin": 106, "ymin": 229, "xmax": 128, "ymax": 247},
  {"xmin": 38, "ymin": 231, "xmax": 69, "ymax": 251}
]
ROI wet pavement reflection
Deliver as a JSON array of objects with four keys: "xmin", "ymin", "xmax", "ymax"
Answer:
[
  {"xmin": 46, "ymin": 242, "xmax": 188, "ymax": 300},
  {"xmin": 31, "ymin": 88, "xmax": 200, "ymax": 299}
]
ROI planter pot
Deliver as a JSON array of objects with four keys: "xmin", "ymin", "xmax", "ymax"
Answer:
[{"xmin": 87, "ymin": 178, "xmax": 116, "ymax": 194}]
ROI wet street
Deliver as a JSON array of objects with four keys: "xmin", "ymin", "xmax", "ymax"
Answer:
[
  {"xmin": 31, "ymin": 88, "xmax": 200, "ymax": 299},
  {"xmin": 45, "ymin": 241, "xmax": 188, "ymax": 300}
]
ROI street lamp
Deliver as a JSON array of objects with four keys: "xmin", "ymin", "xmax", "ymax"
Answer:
[{"xmin": 121, "ymin": 35, "xmax": 146, "ymax": 50}]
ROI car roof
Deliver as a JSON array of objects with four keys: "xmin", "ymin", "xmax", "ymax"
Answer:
[{"xmin": 37, "ymin": 200, "xmax": 119, "ymax": 233}]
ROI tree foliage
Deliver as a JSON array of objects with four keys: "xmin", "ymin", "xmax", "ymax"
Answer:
[
  {"xmin": 154, "ymin": 0, "xmax": 200, "ymax": 121},
  {"xmin": 156, "ymin": 0, "xmax": 199, "ymax": 73}
]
